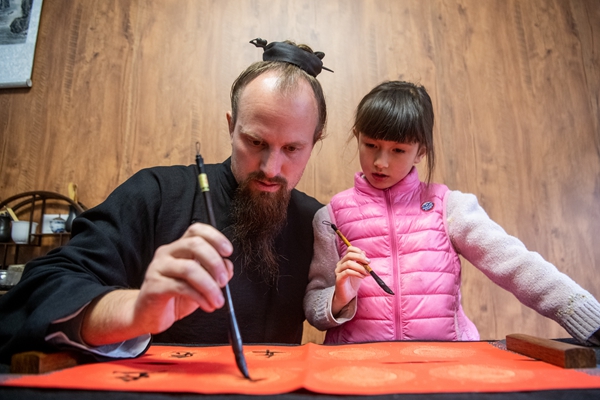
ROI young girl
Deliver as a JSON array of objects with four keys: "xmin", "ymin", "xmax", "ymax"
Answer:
[{"xmin": 304, "ymin": 80, "xmax": 600, "ymax": 344}]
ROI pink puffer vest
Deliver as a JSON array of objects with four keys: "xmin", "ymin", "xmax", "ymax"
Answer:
[{"xmin": 324, "ymin": 167, "xmax": 479, "ymax": 343}]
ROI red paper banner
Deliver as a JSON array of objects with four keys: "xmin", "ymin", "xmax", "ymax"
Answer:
[{"xmin": 3, "ymin": 342, "xmax": 600, "ymax": 395}]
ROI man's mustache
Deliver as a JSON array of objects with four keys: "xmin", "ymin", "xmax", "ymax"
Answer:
[{"xmin": 246, "ymin": 171, "xmax": 288, "ymax": 188}]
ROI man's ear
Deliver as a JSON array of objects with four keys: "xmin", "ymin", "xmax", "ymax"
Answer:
[{"xmin": 226, "ymin": 112, "xmax": 234, "ymax": 137}]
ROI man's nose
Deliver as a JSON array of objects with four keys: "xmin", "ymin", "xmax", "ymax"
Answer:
[{"xmin": 261, "ymin": 150, "xmax": 283, "ymax": 179}]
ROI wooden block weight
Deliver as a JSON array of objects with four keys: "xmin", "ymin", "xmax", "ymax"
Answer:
[
  {"xmin": 10, "ymin": 350, "xmax": 81, "ymax": 374},
  {"xmin": 506, "ymin": 333, "xmax": 597, "ymax": 368}
]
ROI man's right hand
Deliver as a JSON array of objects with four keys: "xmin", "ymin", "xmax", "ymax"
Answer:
[{"xmin": 81, "ymin": 223, "xmax": 233, "ymax": 347}]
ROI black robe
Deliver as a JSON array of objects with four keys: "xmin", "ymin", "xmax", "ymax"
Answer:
[{"xmin": 0, "ymin": 158, "xmax": 322, "ymax": 363}]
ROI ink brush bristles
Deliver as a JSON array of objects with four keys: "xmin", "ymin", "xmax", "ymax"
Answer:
[
  {"xmin": 324, "ymin": 221, "xmax": 395, "ymax": 296},
  {"xmin": 195, "ymin": 143, "xmax": 250, "ymax": 380}
]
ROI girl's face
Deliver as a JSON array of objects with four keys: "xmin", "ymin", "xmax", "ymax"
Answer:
[{"xmin": 358, "ymin": 132, "xmax": 425, "ymax": 190}]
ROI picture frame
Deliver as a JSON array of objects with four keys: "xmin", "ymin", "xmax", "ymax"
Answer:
[{"xmin": 0, "ymin": 0, "xmax": 43, "ymax": 89}]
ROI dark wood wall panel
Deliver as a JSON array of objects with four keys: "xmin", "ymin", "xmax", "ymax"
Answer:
[{"xmin": 1, "ymin": 0, "xmax": 599, "ymax": 344}]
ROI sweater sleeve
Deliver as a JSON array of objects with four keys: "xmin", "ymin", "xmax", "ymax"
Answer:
[
  {"xmin": 304, "ymin": 206, "xmax": 357, "ymax": 330},
  {"xmin": 445, "ymin": 190, "xmax": 600, "ymax": 345}
]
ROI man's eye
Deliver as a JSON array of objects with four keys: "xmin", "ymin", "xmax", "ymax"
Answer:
[
  {"xmin": 251, "ymin": 140, "xmax": 263, "ymax": 146},
  {"xmin": 286, "ymin": 146, "xmax": 298, "ymax": 152}
]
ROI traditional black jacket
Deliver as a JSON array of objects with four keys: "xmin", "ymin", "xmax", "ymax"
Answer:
[{"xmin": 0, "ymin": 158, "xmax": 322, "ymax": 362}]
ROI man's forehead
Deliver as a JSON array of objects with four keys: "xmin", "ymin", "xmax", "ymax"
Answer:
[
  {"xmin": 241, "ymin": 71, "xmax": 314, "ymax": 101},
  {"xmin": 254, "ymin": 74, "xmax": 280, "ymax": 91}
]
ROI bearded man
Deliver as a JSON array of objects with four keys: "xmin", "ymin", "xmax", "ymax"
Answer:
[{"xmin": 0, "ymin": 38, "xmax": 329, "ymax": 362}]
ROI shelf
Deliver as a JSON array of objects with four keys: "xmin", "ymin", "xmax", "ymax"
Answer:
[
  {"xmin": 0, "ymin": 232, "xmax": 71, "ymax": 246},
  {"xmin": 0, "ymin": 191, "xmax": 86, "ymax": 268},
  {"xmin": 32, "ymin": 233, "xmax": 71, "ymax": 239}
]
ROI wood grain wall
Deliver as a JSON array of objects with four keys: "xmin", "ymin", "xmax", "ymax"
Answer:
[{"xmin": 1, "ymin": 0, "xmax": 599, "ymax": 344}]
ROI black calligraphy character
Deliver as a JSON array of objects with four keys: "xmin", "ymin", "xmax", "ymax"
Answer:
[
  {"xmin": 252, "ymin": 349, "xmax": 283, "ymax": 358},
  {"xmin": 113, "ymin": 371, "xmax": 150, "ymax": 382},
  {"xmin": 170, "ymin": 351, "xmax": 194, "ymax": 359}
]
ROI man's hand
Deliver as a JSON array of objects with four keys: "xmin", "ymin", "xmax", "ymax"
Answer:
[
  {"xmin": 332, "ymin": 246, "xmax": 369, "ymax": 315},
  {"xmin": 81, "ymin": 223, "xmax": 233, "ymax": 346}
]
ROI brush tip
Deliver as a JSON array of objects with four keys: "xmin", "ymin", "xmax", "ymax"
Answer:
[{"xmin": 237, "ymin": 359, "xmax": 251, "ymax": 379}]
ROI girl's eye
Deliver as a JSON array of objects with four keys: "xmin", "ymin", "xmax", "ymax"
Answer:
[
  {"xmin": 393, "ymin": 148, "xmax": 405, "ymax": 153},
  {"xmin": 364, "ymin": 143, "xmax": 376, "ymax": 148}
]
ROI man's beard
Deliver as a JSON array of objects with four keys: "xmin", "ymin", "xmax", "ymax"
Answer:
[{"xmin": 231, "ymin": 171, "xmax": 291, "ymax": 284}]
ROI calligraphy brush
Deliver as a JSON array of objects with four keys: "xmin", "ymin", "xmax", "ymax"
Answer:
[
  {"xmin": 323, "ymin": 221, "xmax": 395, "ymax": 295},
  {"xmin": 195, "ymin": 143, "xmax": 251, "ymax": 380}
]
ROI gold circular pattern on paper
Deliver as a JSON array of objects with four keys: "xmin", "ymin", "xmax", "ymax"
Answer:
[
  {"xmin": 314, "ymin": 366, "xmax": 415, "ymax": 387},
  {"xmin": 400, "ymin": 345, "xmax": 476, "ymax": 359},
  {"xmin": 429, "ymin": 364, "xmax": 535, "ymax": 383},
  {"xmin": 315, "ymin": 347, "xmax": 390, "ymax": 360}
]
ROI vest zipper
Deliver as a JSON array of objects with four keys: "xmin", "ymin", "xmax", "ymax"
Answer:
[{"xmin": 386, "ymin": 189, "xmax": 402, "ymax": 340}]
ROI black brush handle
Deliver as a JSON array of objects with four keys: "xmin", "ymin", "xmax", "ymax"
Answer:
[
  {"xmin": 196, "ymin": 150, "xmax": 250, "ymax": 379},
  {"xmin": 224, "ymin": 284, "xmax": 250, "ymax": 378}
]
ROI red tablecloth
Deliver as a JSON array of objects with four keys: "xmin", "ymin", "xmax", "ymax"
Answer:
[{"xmin": 3, "ymin": 341, "xmax": 600, "ymax": 395}]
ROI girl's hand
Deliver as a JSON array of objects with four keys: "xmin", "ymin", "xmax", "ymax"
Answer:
[{"xmin": 332, "ymin": 246, "xmax": 370, "ymax": 315}]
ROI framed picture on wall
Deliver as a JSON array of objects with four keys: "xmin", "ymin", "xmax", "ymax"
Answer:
[{"xmin": 0, "ymin": 0, "xmax": 43, "ymax": 89}]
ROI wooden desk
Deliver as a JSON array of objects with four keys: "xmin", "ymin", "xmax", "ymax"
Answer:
[{"xmin": 1, "ymin": 340, "xmax": 600, "ymax": 399}]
